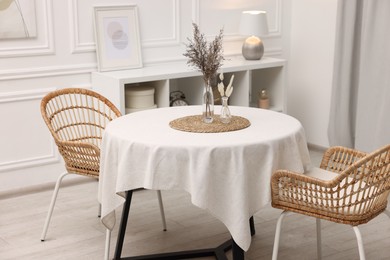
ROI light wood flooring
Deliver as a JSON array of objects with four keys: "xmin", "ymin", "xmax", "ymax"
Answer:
[{"xmin": 1, "ymin": 149, "xmax": 390, "ymax": 260}]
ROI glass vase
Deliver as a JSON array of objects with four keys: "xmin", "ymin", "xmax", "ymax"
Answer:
[
  {"xmin": 202, "ymin": 81, "xmax": 214, "ymax": 123},
  {"xmin": 220, "ymin": 96, "xmax": 231, "ymax": 124}
]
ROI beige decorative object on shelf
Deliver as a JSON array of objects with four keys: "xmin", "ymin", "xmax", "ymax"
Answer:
[
  {"xmin": 239, "ymin": 11, "xmax": 269, "ymax": 60},
  {"xmin": 125, "ymin": 85, "xmax": 155, "ymax": 109},
  {"xmin": 258, "ymin": 89, "xmax": 269, "ymax": 109},
  {"xmin": 125, "ymin": 104, "xmax": 157, "ymax": 114}
]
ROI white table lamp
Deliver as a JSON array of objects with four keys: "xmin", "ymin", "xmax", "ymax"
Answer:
[{"xmin": 239, "ymin": 11, "xmax": 269, "ymax": 60}]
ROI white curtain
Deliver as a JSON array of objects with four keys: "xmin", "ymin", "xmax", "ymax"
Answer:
[{"xmin": 328, "ymin": 0, "xmax": 390, "ymax": 151}]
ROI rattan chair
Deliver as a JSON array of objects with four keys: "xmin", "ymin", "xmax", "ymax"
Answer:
[
  {"xmin": 40, "ymin": 88, "xmax": 167, "ymax": 259},
  {"xmin": 271, "ymin": 144, "xmax": 390, "ymax": 260}
]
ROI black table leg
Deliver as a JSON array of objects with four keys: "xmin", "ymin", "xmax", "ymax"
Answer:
[
  {"xmin": 232, "ymin": 239, "xmax": 245, "ymax": 260},
  {"xmin": 114, "ymin": 191, "xmax": 133, "ymax": 260},
  {"xmin": 113, "ymin": 192, "xmax": 254, "ymax": 259},
  {"xmin": 230, "ymin": 216, "xmax": 254, "ymax": 260},
  {"xmin": 249, "ymin": 216, "xmax": 255, "ymax": 236}
]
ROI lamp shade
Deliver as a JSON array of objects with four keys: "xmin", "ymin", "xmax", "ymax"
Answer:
[{"xmin": 239, "ymin": 11, "xmax": 269, "ymax": 36}]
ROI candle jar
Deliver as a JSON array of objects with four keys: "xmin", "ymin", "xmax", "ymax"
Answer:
[{"xmin": 258, "ymin": 89, "xmax": 269, "ymax": 109}]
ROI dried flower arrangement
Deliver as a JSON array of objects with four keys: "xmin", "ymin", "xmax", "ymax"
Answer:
[
  {"xmin": 183, "ymin": 23, "xmax": 224, "ymax": 84},
  {"xmin": 218, "ymin": 73, "xmax": 234, "ymax": 98}
]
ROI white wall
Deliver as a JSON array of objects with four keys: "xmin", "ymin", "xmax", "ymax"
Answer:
[
  {"xmin": 287, "ymin": 0, "xmax": 338, "ymax": 147},
  {"xmin": 0, "ymin": 0, "xmax": 287, "ymax": 193}
]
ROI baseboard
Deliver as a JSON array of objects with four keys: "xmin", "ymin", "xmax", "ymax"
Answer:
[
  {"xmin": 308, "ymin": 142, "xmax": 328, "ymax": 153},
  {"xmin": 0, "ymin": 177, "xmax": 96, "ymax": 200}
]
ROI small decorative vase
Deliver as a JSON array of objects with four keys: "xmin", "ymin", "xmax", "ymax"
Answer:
[
  {"xmin": 258, "ymin": 89, "xmax": 269, "ymax": 109},
  {"xmin": 220, "ymin": 96, "xmax": 231, "ymax": 124},
  {"xmin": 202, "ymin": 80, "xmax": 214, "ymax": 123}
]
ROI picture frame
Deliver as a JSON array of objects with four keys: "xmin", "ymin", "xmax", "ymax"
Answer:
[{"xmin": 93, "ymin": 5, "xmax": 142, "ymax": 72}]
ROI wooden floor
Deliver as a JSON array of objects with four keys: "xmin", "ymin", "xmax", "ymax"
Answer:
[{"xmin": 1, "ymin": 149, "xmax": 390, "ymax": 260}]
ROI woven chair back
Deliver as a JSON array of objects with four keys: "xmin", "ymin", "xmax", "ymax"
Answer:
[
  {"xmin": 320, "ymin": 146, "xmax": 367, "ymax": 173},
  {"xmin": 322, "ymin": 145, "xmax": 390, "ymax": 223},
  {"xmin": 272, "ymin": 144, "xmax": 390, "ymax": 225},
  {"xmin": 41, "ymin": 88, "xmax": 121, "ymax": 177}
]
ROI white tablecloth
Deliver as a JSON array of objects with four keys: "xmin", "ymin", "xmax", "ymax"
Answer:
[{"xmin": 98, "ymin": 106, "xmax": 311, "ymax": 251}]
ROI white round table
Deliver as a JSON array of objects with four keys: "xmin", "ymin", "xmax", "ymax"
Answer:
[{"xmin": 98, "ymin": 105, "xmax": 311, "ymax": 258}]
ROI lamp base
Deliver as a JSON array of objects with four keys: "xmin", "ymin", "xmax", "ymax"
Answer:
[{"xmin": 242, "ymin": 36, "xmax": 264, "ymax": 60}]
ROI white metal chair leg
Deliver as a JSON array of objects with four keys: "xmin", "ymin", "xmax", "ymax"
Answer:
[
  {"xmin": 156, "ymin": 190, "xmax": 167, "ymax": 231},
  {"xmin": 104, "ymin": 229, "xmax": 111, "ymax": 260},
  {"xmin": 352, "ymin": 226, "xmax": 366, "ymax": 260},
  {"xmin": 272, "ymin": 211, "xmax": 288, "ymax": 260},
  {"xmin": 384, "ymin": 209, "xmax": 390, "ymax": 218},
  {"xmin": 40, "ymin": 172, "xmax": 69, "ymax": 241},
  {"xmin": 316, "ymin": 218, "xmax": 322, "ymax": 260}
]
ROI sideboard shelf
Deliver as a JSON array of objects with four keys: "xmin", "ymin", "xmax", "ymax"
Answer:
[{"xmin": 91, "ymin": 56, "xmax": 286, "ymax": 115}]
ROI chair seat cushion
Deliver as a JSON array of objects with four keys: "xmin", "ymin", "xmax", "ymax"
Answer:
[{"xmin": 305, "ymin": 167, "xmax": 340, "ymax": 181}]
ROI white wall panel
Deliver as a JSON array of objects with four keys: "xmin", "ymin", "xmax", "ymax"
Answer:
[
  {"xmin": 0, "ymin": 88, "xmax": 59, "ymax": 173},
  {"xmin": 0, "ymin": 0, "xmax": 286, "ymax": 192},
  {"xmin": 137, "ymin": 0, "xmax": 180, "ymax": 46},
  {"xmin": 287, "ymin": 0, "xmax": 337, "ymax": 147}
]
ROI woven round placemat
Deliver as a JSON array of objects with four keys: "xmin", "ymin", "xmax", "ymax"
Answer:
[{"xmin": 169, "ymin": 115, "xmax": 251, "ymax": 133}]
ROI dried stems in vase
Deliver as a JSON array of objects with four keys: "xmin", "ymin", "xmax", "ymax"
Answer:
[
  {"xmin": 183, "ymin": 23, "xmax": 224, "ymax": 84},
  {"xmin": 183, "ymin": 23, "xmax": 224, "ymax": 123}
]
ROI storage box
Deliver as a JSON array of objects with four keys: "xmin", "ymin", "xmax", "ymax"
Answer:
[
  {"xmin": 125, "ymin": 85, "xmax": 155, "ymax": 108},
  {"xmin": 125, "ymin": 104, "xmax": 157, "ymax": 114}
]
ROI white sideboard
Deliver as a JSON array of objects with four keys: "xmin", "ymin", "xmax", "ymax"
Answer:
[{"xmin": 91, "ymin": 56, "xmax": 286, "ymax": 115}]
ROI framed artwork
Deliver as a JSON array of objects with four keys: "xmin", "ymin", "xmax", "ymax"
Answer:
[
  {"xmin": 0, "ymin": 0, "xmax": 37, "ymax": 39},
  {"xmin": 93, "ymin": 5, "xmax": 142, "ymax": 72}
]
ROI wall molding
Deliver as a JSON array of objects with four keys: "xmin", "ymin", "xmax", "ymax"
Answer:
[
  {"xmin": 69, "ymin": 0, "xmax": 95, "ymax": 54},
  {"xmin": 143, "ymin": 0, "xmax": 181, "ymax": 47},
  {"xmin": 265, "ymin": 47, "xmax": 283, "ymax": 57},
  {"xmin": 0, "ymin": 87, "xmax": 55, "ymax": 103},
  {"xmin": 191, "ymin": 0, "xmax": 200, "ymax": 24},
  {"xmin": 0, "ymin": 0, "xmax": 55, "ymax": 57},
  {"xmin": 0, "ymin": 63, "xmax": 96, "ymax": 81},
  {"xmin": 0, "ymin": 88, "xmax": 60, "ymax": 172},
  {"xmin": 268, "ymin": 0, "xmax": 283, "ymax": 38}
]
